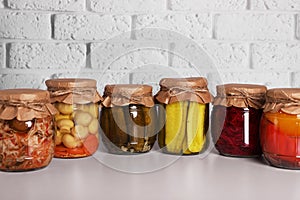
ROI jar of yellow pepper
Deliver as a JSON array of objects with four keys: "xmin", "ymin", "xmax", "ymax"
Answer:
[
  {"xmin": 155, "ymin": 77, "xmax": 213, "ymax": 155},
  {"xmin": 46, "ymin": 78, "xmax": 102, "ymax": 158}
]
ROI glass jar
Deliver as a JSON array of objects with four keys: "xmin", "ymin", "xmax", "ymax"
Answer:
[
  {"xmin": 211, "ymin": 84, "xmax": 267, "ymax": 157},
  {"xmin": 46, "ymin": 78, "xmax": 102, "ymax": 158},
  {"xmin": 100, "ymin": 84, "xmax": 157, "ymax": 154},
  {"xmin": 0, "ymin": 89, "xmax": 57, "ymax": 171},
  {"xmin": 261, "ymin": 88, "xmax": 300, "ymax": 169},
  {"xmin": 155, "ymin": 77, "xmax": 212, "ymax": 155}
]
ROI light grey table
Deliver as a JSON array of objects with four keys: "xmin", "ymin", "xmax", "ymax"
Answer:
[{"xmin": 1, "ymin": 150, "xmax": 300, "ymax": 200}]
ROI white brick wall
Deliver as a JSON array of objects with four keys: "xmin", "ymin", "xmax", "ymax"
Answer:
[
  {"xmin": 208, "ymin": 71, "xmax": 291, "ymax": 89},
  {"xmin": 54, "ymin": 14, "xmax": 131, "ymax": 40},
  {"xmin": 0, "ymin": 44, "xmax": 4, "ymax": 68},
  {"xmin": 251, "ymin": 0, "xmax": 300, "ymax": 10},
  {"xmin": 252, "ymin": 43, "xmax": 300, "ymax": 70},
  {"xmin": 8, "ymin": 43, "xmax": 86, "ymax": 69},
  {"xmin": 0, "ymin": 0, "xmax": 299, "ymax": 91},
  {"xmin": 0, "ymin": 11, "xmax": 51, "ymax": 39},
  {"xmin": 169, "ymin": 0, "xmax": 247, "ymax": 11},
  {"xmin": 215, "ymin": 13, "xmax": 295, "ymax": 41},
  {"xmin": 135, "ymin": 13, "xmax": 212, "ymax": 40},
  {"xmin": 89, "ymin": 0, "xmax": 165, "ymax": 13},
  {"xmin": 90, "ymin": 41, "xmax": 169, "ymax": 71},
  {"xmin": 7, "ymin": 0, "xmax": 85, "ymax": 11},
  {"xmin": 0, "ymin": 74, "xmax": 47, "ymax": 89}
]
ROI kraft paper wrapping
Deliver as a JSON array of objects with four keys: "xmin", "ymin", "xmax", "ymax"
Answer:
[
  {"xmin": 0, "ymin": 89, "xmax": 58, "ymax": 121},
  {"xmin": 102, "ymin": 84, "xmax": 154, "ymax": 108},
  {"xmin": 155, "ymin": 77, "xmax": 213, "ymax": 104},
  {"xmin": 213, "ymin": 84, "xmax": 267, "ymax": 109},
  {"xmin": 264, "ymin": 88, "xmax": 300, "ymax": 115},
  {"xmin": 47, "ymin": 88, "xmax": 103, "ymax": 104}
]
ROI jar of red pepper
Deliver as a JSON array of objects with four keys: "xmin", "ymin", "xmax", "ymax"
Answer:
[
  {"xmin": 211, "ymin": 84, "xmax": 267, "ymax": 157},
  {"xmin": 261, "ymin": 88, "xmax": 300, "ymax": 169},
  {"xmin": 0, "ymin": 89, "xmax": 57, "ymax": 171}
]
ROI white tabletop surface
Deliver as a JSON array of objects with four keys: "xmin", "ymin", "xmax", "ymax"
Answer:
[{"xmin": 1, "ymin": 150, "xmax": 300, "ymax": 200}]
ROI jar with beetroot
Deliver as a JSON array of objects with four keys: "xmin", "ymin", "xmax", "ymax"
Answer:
[
  {"xmin": 46, "ymin": 78, "xmax": 102, "ymax": 158},
  {"xmin": 100, "ymin": 84, "xmax": 157, "ymax": 154},
  {"xmin": 261, "ymin": 88, "xmax": 300, "ymax": 169},
  {"xmin": 211, "ymin": 84, "xmax": 267, "ymax": 157},
  {"xmin": 155, "ymin": 77, "xmax": 213, "ymax": 155},
  {"xmin": 0, "ymin": 89, "xmax": 57, "ymax": 171}
]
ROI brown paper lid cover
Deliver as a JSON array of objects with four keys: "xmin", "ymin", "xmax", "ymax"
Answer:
[
  {"xmin": 0, "ymin": 89, "xmax": 57, "ymax": 121},
  {"xmin": 155, "ymin": 77, "xmax": 213, "ymax": 104},
  {"xmin": 213, "ymin": 84, "xmax": 267, "ymax": 108},
  {"xmin": 264, "ymin": 88, "xmax": 300, "ymax": 114},
  {"xmin": 46, "ymin": 78, "xmax": 103, "ymax": 104},
  {"xmin": 102, "ymin": 84, "xmax": 154, "ymax": 107}
]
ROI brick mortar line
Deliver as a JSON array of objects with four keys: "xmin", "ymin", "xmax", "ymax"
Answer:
[
  {"xmin": 0, "ymin": 7, "xmax": 299, "ymax": 15},
  {"xmin": 1, "ymin": 39, "xmax": 300, "ymax": 43}
]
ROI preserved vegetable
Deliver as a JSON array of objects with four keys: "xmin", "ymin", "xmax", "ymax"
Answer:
[
  {"xmin": 155, "ymin": 77, "xmax": 212, "ymax": 155},
  {"xmin": 261, "ymin": 88, "xmax": 300, "ymax": 169},
  {"xmin": 0, "ymin": 117, "xmax": 54, "ymax": 171},
  {"xmin": 0, "ymin": 89, "xmax": 57, "ymax": 171},
  {"xmin": 212, "ymin": 106, "xmax": 262, "ymax": 156},
  {"xmin": 100, "ymin": 84, "xmax": 157, "ymax": 154},
  {"xmin": 46, "ymin": 78, "xmax": 102, "ymax": 158},
  {"xmin": 212, "ymin": 84, "xmax": 266, "ymax": 157},
  {"xmin": 54, "ymin": 103, "xmax": 99, "ymax": 158},
  {"xmin": 158, "ymin": 101, "xmax": 208, "ymax": 154}
]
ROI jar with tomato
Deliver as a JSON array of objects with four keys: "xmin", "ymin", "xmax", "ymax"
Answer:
[
  {"xmin": 261, "ymin": 88, "xmax": 300, "ymax": 169},
  {"xmin": 212, "ymin": 84, "xmax": 267, "ymax": 157},
  {"xmin": 46, "ymin": 78, "xmax": 102, "ymax": 158},
  {"xmin": 0, "ymin": 89, "xmax": 57, "ymax": 171}
]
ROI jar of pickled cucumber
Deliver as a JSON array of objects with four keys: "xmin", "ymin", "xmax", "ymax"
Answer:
[
  {"xmin": 211, "ymin": 84, "xmax": 267, "ymax": 157},
  {"xmin": 0, "ymin": 89, "xmax": 57, "ymax": 171},
  {"xmin": 100, "ymin": 84, "xmax": 157, "ymax": 154},
  {"xmin": 46, "ymin": 78, "xmax": 102, "ymax": 158},
  {"xmin": 155, "ymin": 77, "xmax": 213, "ymax": 155},
  {"xmin": 261, "ymin": 88, "xmax": 300, "ymax": 169}
]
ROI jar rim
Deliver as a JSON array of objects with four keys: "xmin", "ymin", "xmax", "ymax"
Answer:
[
  {"xmin": 45, "ymin": 78, "xmax": 97, "ymax": 89},
  {"xmin": 0, "ymin": 89, "xmax": 51, "ymax": 103},
  {"xmin": 216, "ymin": 83, "xmax": 267, "ymax": 97},
  {"xmin": 159, "ymin": 77, "xmax": 208, "ymax": 88}
]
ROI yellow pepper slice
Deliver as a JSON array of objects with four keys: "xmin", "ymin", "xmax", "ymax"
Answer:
[
  {"xmin": 187, "ymin": 102, "xmax": 206, "ymax": 153},
  {"xmin": 165, "ymin": 101, "xmax": 188, "ymax": 154}
]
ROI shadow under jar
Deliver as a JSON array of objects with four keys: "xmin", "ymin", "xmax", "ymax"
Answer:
[
  {"xmin": 46, "ymin": 78, "xmax": 102, "ymax": 158},
  {"xmin": 211, "ymin": 84, "xmax": 267, "ymax": 157},
  {"xmin": 0, "ymin": 89, "xmax": 57, "ymax": 172},
  {"xmin": 100, "ymin": 84, "xmax": 157, "ymax": 154},
  {"xmin": 261, "ymin": 88, "xmax": 300, "ymax": 169},
  {"xmin": 155, "ymin": 77, "xmax": 213, "ymax": 155}
]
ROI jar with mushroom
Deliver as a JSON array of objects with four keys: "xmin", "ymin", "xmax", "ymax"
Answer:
[
  {"xmin": 0, "ymin": 89, "xmax": 57, "ymax": 171},
  {"xmin": 155, "ymin": 77, "xmax": 213, "ymax": 155},
  {"xmin": 100, "ymin": 84, "xmax": 157, "ymax": 154},
  {"xmin": 46, "ymin": 78, "xmax": 102, "ymax": 158}
]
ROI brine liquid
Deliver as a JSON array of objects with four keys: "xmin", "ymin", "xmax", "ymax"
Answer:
[{"xmin": 100, "ymin": 105, "xmax": 157, "ymax": 154}]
